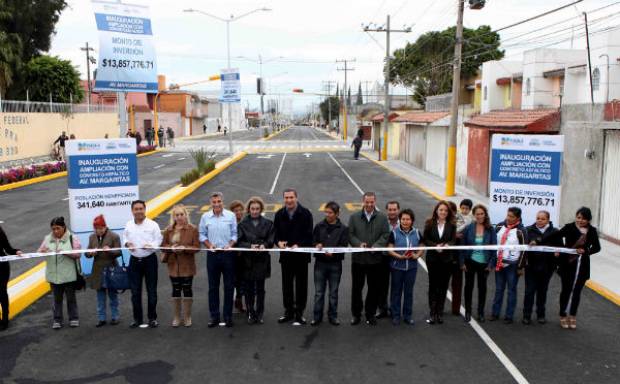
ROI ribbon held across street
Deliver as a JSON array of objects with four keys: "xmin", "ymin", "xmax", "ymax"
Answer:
[{"xmin": 0, "ymin": 244, "xmax": 576, "ymax": 263}]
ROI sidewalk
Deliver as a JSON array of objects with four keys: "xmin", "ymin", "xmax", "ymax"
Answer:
[{"xmin": 363, "ymin": 151, "xmax": 620, "ymax": 302}]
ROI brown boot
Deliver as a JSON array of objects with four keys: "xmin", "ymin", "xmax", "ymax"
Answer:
[
  {"xmin": 182, "ymin": 298, "xmax": 193, "ymax": 327},
  {"xmin": 172, "ymin": 298, "xmax": 182, "ymax": 327}
]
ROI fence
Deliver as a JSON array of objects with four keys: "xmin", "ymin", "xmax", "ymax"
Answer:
[{"xmin": 0, "ymin": 99, "xmax": 118, "ymax": 114}]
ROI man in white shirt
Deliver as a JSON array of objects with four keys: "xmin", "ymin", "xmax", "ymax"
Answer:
[
  {"xmin": 123, "ymin": 200, "xmax": 163, "ymax": 328},
  {"xmin": 199, "ymin": 192, "xmax": 237, "ymax": 328}
]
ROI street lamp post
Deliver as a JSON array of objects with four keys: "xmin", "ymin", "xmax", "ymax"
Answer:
[{"xmin": 184, "ymin": 7, "xmax": 271, "ymax": 155}]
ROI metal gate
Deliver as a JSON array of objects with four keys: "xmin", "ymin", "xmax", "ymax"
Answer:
[
  {"xmin": 406, "ymin": 124, "xmax": 426, "ymax": 169},
  {"xmin": 600, "ymin": 130, "xmax": 620, "ymax": 240},
  {"xmin": 425, "ymin": 125, "xmax": 448, "ymax": 178}
]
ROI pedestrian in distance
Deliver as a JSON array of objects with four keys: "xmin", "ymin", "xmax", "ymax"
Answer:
[
  {"xmin": 387, "ymin": 209, "xmax": 423, "ymax": 326},
  {"xmin": 161, "ymin": 205, "xmax": 200, "ymax": 328},
  {"xmin": 85, "ymin": 215, "xmax": 122, "ymax": 328},
  {"xmin": 199, "ymin": 192, "xmax": 238, "ymax": 328},
  {"xmin": 352, "ymin": 134, "xmax": 363, "ymax": 160},
  {"xmin": 135, "ymin": 130, "xmax": 142, "ymax": 147},
  {"xmin": 274, "ymin": 188, "xmax": 314, "ymax": 326},
  {"xmin": 491, "ymin": 206, "xmax": 526, "ymax": 324},
  {"xmin": 423, "ymin": 201, "xmax": 457, "ymax": 325},
  {"xmin": 37, "ymin": 217, "xmax": 82, "ymax": 330},
  {"xmin": 311, "ymin": 201, "xmax": 349, "ymax": 326},
  {"xmin": 552, "ymin": 207, "xmax": 600, "ymax": 330},
  {"xmin": 145, "ymin": 127, "xmax": 153, "ymax": 147},
  {"xmin": 0, "ymin": 225, "xmax": 22, "ymax": 331},
  {"xmin": 166, "ymin": 127, "xmax": 175, "ymax": 148},
  {"xmin": 237, "ymin": 197, "xmax": 275, "ymax": 325},
  {"xmin": 217, "ymin": 124, "xmax": 221, "ymax": 133},
  {"xmin": 223, "ymin": 126, "xmax": 228, "ymax": 135},
  {"xmin": 459, "ymin": 204, "xmax": 497, "ymax": 323},
  {"xmin": 157, "ymin": 126, "xmax": 165, "ymax": 148},
  {"xmin": 522, "ymin": 210, "xmax": 559, "ymax": 325},
  {"xmin": 378, "ymin": 200, "xmax": 401, "ymax": 319},
  {"xmin": 348, "ymin": 191, "xmax": 390, "ymax": 326},
  {"xmin": 123, "ymin": 200, "xmax": 163, "ymax": 329},
  {"xmin": 229, "ymin": 200, "xmax": 247, "ymax": 314},
  {"xmin": 53, "ymin": 131, "xmax": 69, "ymax": 161},
  {"xmin": 203, "ymin": 123, "xmax": 207, "ymax": 134}
]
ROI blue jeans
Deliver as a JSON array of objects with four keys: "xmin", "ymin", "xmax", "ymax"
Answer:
[
  {"xmin": 313, "ymin": 261, "xmax": 342, "ymax": 321},
  {"xmin": 129, "ymin": 254, "xmax": 158, "ymax": 323},
  {"xmin": 96, "ymin": 288, "xmax": 119, "ymax": 321},
  {"xmin": 492, "ymin": 263, "xmax": 519, "ymax": 319},
  {"xmin": 390, "ymin": 267, "xmax": 418, "ymax": 321},
  {"xmin": 207, "ymin": 251, "xmax": 235, "ymax": 322}
]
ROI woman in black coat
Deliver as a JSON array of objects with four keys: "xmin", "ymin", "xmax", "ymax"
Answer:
[
  {"xmin": 237, "ymin": 197, "xmax": 275, "ymax": 324},
  {"xmin": 551, "ymin": 207, "xmax": 601, "ymax": 330},
  {"xmin": 523, "ymin": 210, "xmax": 559, "ymax": 325},
  {"xmin": 1, "ymin": 225, "xmax": 21, "ymax": 331},
  {"xmin": 423, "ymin": 201, "xmax": 457, "ymax": 325}
]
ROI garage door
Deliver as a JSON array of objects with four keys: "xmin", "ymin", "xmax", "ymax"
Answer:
[
  {"xmin": 406, "ymin": 124, "xmax": 426, "ymax": 169},
  {"xmin": 600, "ymin": 130, "xmax": 620, "ymax": 240},
  {"xmin": 425, "ymin": 126, "xmax": 448, "ymax": 178}
]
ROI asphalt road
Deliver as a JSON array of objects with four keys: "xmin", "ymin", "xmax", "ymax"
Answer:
[
  {"xmin": 2, "ymin": 143, "xmax": 619, "ymax": 384},
  {"xmin": 184, "ymin": 128, "xmax": 265, "ymax": 142},
  {"xmin": 270, "ymin": 125, "xmax": 335, "ymax": 141},
  {"xmin": 0, "ymin": 152, "xmax": 199, "ymax": 276}
]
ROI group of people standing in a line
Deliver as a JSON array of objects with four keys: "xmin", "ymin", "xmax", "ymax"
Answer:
[{"xmin": 0, "ymin": 191, "xmax": 600, "ymax": 332}]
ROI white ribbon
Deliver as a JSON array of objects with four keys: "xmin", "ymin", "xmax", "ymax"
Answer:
[{"xmin": 0, "ymin": 244, "xmax": 575, "ymax": 263}]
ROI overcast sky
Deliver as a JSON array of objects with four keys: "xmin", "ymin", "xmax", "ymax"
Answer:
[{"xmin": 49, "ymin": 0, "xmax": 616, "ymax": 113}]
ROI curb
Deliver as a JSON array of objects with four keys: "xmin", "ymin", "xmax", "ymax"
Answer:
[
  {"xmin": 3, "ymin": 151, "xmax": 248, "ymax": 320},
  {"xmin": 0, "ymin": 150, "xmax": 161, "ymax": 193},
  {"xmin": 260, "ymin": 126, "xmax": 291, "ymax": 141},
  {"xmin": 361, "ymin": 151, "xmax": 620, "ymax": 308}
]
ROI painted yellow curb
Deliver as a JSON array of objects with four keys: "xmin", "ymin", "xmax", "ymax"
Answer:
[
  {"xmin": 362, "ymin": 151, "xmax": 620, "ymax": 308},
  {"xmin": 3, "ymin": 151, "xmax": 248, "ymax": 320},
  {"xmin": 0, "ymin": 150, "xmax": 160, "ymax": 193},
  {"xmin": 260, "ymin": 125, "xmax": 291, "ymax": 141}
]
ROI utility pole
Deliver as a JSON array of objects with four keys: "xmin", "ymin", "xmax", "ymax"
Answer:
[
  {"xmin": 80, "ymin": 42, "xmax": 95, "ymax": 106},
  {"xmin": 445, "ymin": 0, "xmax": 465, "ymax": 196},
  {"xmin": 363, "ymin": 16, "xmax": 411, "ymax": 161},
  {"xmin": 336, "ymin": 59, "xmax": 355, "ymax": 140},
  {"xmin": 323, "ymin": 80, "xmax": 336, "ymax": 129},
  {"xmin": 583, "ymin": 12, "xmax": 594, "ymax": 105},
  {"xmin": 259, "ymin": 54, "xmax": 265, "ymax": 117}
]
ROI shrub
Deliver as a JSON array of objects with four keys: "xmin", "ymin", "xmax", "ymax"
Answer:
[
  {"xmin": 137, "ymin": 144, "xmax": 157, "ymax": 154},
  {"xmin": 0, "ymin": 161, "xmax": 66, "ymax": 186}
]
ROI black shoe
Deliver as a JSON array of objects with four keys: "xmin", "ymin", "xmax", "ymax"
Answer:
[
  {"xmin": 248, "ymin": 315, "xmax": 257, "ymax": 325},
  {"xmin": 478, "ymin": 314, "xmax": 486, "ymax": 323},
  {"xmin": 329, "ymin": 318, "xmax": 340, "ymax": 326},
  {"xmin": 0, "ymin": 321, "xmax": 8, "ymax": 331},
  {"xmin": 207, "ymin": 319, "xmax": 219, "ymax": 328},
  {"xmin": 504, "ymin": 318, "xmax": 513, "ymax": 324},
  {"xmin": 426, "ymin": 313, "xmax": 436, "ymax": 325},
  {"xmin": 375, "ymin": 310, "xmax": 389, "ymax": 319},
  {"xmin": 437, "ymin": 315, "xmax": 444, "ymax": 324},
  {"xmin": 129, "ymin": 321, "xmax": 141, "ymax": 329},
  {"xmin": 522, "ymin": 317, "xmax": 531, "ymax": 325},
  {"xmin": 350, "ymin": 316, "xmax": 361, "ymax": 326},
  {"xmin": 148, "ymin": 320, "xmax": 159, "ymax": 328},
  {"xmin": 489, "ymin": 315, "xmax": 499, "ymax": 322},
  {"xmin": 225, "ymin": 320, "xmax": 234, "ymax": 328},
  {"xmin": 95, "ymin": 320, "xmax": 107, "ymax": 328},
  {"xmin": 537, "ymin": 317, "xmax": 547, "ymax": 325},
  {"xmin": 293, "ymin": 315, "xmax": 307, "ymax": 326},
  {"xmin": 366, "ymin": 317, "xmax": 377, "ymax": 326},
  {"xmin": 278, "ymin": 314, "xmax": 294, "ymax": 324},
  {"xmin": 464, "ymin": 313, "xmax": 471, "ymax": 323},
  {"xmin": 310, "ymin": 319, "xmax": 321, "ymax": 326},
  {"xmin": 257, "ymin": 317, "xmax": 264, "ymax": 325},
  {"xmin": 110, "ymin": 319, "xmax": 120, "ymax": 326}
]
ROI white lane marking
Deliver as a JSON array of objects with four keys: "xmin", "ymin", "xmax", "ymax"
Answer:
[
  {"xmin": 327, "ymin": 152, "xmax": 364, "ymax": 195},
  {"xmin": 153, "ymin": 164, "xmax": 166, "ymax": 170},
  {"xmin": 303, "ymin": 153, "xmax": 312, "ymax": 158},
  {"xmin": 62, "ymin": 196, "xmax": 70, "ymax": 201},
  {"xmin": 257, "ymin": 154, "xmax": 275, "ymax": 159},
  {"xmin": 417, "ymin": 257, "xmax": 530, "ymax": 384},
  {"xmin": 309, "ymin": 127, "xmax": 319, "ymax": 140},
  {"xmin": 162, "ymin": 154, "xmax": 173, "ymax": 158},
  {"xmin": 177, "ymin": 157, "xmax": 186, "ymax": 161},
  {"xmin": 269, "ymin": 153, "xmax": 287, "ymax": 195}
]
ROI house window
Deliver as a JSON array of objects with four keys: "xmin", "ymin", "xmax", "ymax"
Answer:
[
  {"xmin": 526, "ymin": 78, "xmax": 531, "ymax": 96},
  {"xmin": 483, "ymin": 86, "xmax": 488, "ymax": 100},
  {"xmin": 592, "ymin": 68, "xmax": 600, "ymax": 91}
]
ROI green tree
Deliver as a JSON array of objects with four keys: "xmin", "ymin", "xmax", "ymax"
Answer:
[
  {"xmin": 356, "ymin": 82, "xmax": 363, "ymax": 105},
  {"xmin": 23, "ymin": 55, "xmax": 83, "ymax": 103},
  {"xmin": 0, "ymin": 0, "xmax": 68, "ymax": 98},
  {"xmin": 319, "ymin": 96, "xmax": 340, "ymax": 124},
  {"xmin": 389, "ymin": 25, "xmax": 503, "ymax": 106},
  {"xmin": 346, "ymin": 85, "xmax": 351, "ymax": 108}
]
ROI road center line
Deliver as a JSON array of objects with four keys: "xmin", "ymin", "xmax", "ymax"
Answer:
[
  {"xmin": 327, "ymin": 152, "xmax": 364, "ymax": 195},
  {"xmin": 417, "ymin": 257, "xmax": 529, "ymax": 384},
  {"xmin": 153, "ymin": 164, "xmax": 166, "ymax": 170},
  {"xmin": 269, "ymin": 153, "xmax": 287, "ymax": 195}
]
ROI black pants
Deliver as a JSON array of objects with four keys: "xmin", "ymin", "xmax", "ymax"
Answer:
[
  {"xmin": 376, "ymin": 256, "xmax": 391, "ymax": 313},
  {"xmin": 427, "ymin": 259, "xmax": 452, "ymax": 316},
  {"xmin": 51, "ymin": 282, "xmax": 78, "ymax": 322},
  {"xmin": 464, "ymin": 259, "xmax": 488, "ymax": 316},
  {"xmin": 129, "ymin": 254, "xmax": 158, "ymax": 323},
  {"xmin": 0, "ymin": 262, "xmax": 10, "ymax": 325},
  {"xmin": 170, "ymin": 276, "xmax": 193, "ymax": 298},
  {"xmin": 523, "ymin": 266, "xmax": 553, "ymax": 318},
  {"xmin": 281, "ymin": 261, "xmax": 308, "ymax": 315},
  {"xmin": 351, "ymin": 262, "xmax": 380, "ymax": 319},
  {"xmin": 559, "ymin": 261, "xmax": 587, "ymax": 317},
  {"xmin": 353, "ymin": 145, "xmax": 361, "ymax": 159},
  {"xmin": 244, "ymin": 279, "xmax": 266, "ymax": 317}
]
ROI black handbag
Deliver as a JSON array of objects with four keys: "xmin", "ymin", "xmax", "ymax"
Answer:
[{"xmin": 104, "ymin": 256, "xmax": 131, "ymax": 292}]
